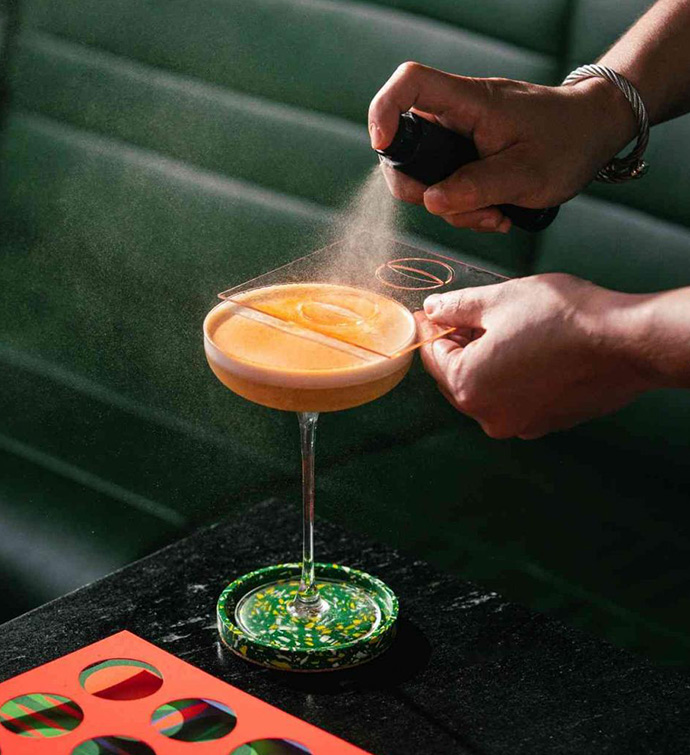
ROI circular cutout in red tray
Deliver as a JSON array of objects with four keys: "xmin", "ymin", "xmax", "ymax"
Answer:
[
  {"xmin": 71, "ymin": 734, "xmax": 156, "ymax": 754},
  {"xmin": 0, "ymin": 693, "xmax": 83, "ymax": 738},
  {"xmin": 80, "ymin": 659, "xmax": 163, "ymax": 701},
  {"xmin": 151, "ymin": 698, "xmax": 237, "ymax": 742},
  {"xmin": 229, "ymin": 740, "xmax": 312, "ymax": 755}
]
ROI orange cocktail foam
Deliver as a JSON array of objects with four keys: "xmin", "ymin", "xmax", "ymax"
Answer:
[{"xmin": 203, "ymin": 283, "xmax": 416, "ymax": 412}]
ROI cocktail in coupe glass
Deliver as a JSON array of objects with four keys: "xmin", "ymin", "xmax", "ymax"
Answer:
[{"xmin": 204, "ymin": 234, "xmax": 502, "ymax": 671}]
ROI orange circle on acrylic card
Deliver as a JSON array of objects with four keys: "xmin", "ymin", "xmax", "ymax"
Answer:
[
  {"xmin": 79, "ymin": 659, "xmax": 164, "ymax": 700},
  {"xmin": 151, "ymin": 698, "xmax": 237, "ymax": 742},
  {"xmin": 375, "ymin": 257, "xmax": 455, "ymax": 290},
  {"xmin": 0, "ymin": 693, "xmax": 84, "ymax": 738},
  {"xmin": 229, "ymin": 740, "xmax": 313, "ymax": 755},
  {"xmin": 71, "ymin": 734, "xmax": 156, "ymax": 755}
]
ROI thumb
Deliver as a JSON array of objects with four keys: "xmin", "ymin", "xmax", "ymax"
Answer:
[
  {"xmin": 368, "ymin": 63, "xmax": 487, "ymax": 150},
  {"xmin": 424, "ymin": 151, "xmax": 535, "ymax": 215},
  {"xmin": 423, "ymin": 284, "xmax": 501, "ymax": 327}
]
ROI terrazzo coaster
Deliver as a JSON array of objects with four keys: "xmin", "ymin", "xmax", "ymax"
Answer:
[{"xmin": 217, "ymin": 562, "xmax": 398, "ymax": 671}]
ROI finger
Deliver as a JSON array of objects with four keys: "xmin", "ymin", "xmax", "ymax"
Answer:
[
  {"xmin": 424, "ymin": 150, "xmax": 538, "ymax": 215},
  {"xmin": 413, "ymin": 309, "xmax": 455, "ymax": 343},
  {"xmin": 423, "ymin": 283, "xmax": 504, "ymax": 327},
  {"xmin": 472, "ymin": 218, "xmax": 512, "ymax": 234},
  {"xmin": 518, "ymin": 405, "xmax": 607, "ymax": 440},
  {"xmin": 440, "ymin": 208, "xmax": 507, "ymax": 232},
  {"xmin": 420, "ymin": 338, "xmax": 464, "ymax": 391},
  {"xmin": 437, "ymin": 383, "xmax": 467, "ymax": 414},
  {"xmin": 379, "ymin": 161, "xmax": 425, "ymax": 205},
  {"xmin": 415, "ymin": 313, "xmax": 463, "ymax": 388},
  {"xmin": 479, "ymin": 418, "xmax": 515, "ymax": 440},
  {"xmin": 445, "ymin": 330, "xmax": 471, "ymax": 346},
  {"xmin": 414, "ymin": 311, "xmax": 447, "ymax": 382},
  {"xmin": 409, "ymin": 106, "xmax": 440, "ymax": 124},
  {"xmin": 417, "ymin": 312, "xmax": 473, "ymax": 345},
  {"xmin": 368, "ymin": 62, "xmax": 486, "ymax": 150}
]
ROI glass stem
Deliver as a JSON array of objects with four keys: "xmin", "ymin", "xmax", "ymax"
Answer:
[{"xmin": 296, "ymin": 411, "xmax": 320, "ymax": 606}]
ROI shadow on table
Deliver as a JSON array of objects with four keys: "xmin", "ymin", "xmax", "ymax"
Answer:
[
  {"xmin": 264, "ymin": 618, "xmax": 431, "ymax": 694},
  {"xmin": 263, "ymin": 619, "xmax": 487, "ymax": 754}
]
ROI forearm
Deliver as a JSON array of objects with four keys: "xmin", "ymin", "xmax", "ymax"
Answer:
[
  {"xmin": 597, "ymin": 0, "xmax": 690, "ymax": 124},
  {"xmin": 601, "ymin": 287, "xmax": 690, "ymax": 389}
]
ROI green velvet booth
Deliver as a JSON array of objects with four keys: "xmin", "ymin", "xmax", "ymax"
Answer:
[{"xmin": 2, "ymin": 0, "xmax": 689, "ymax": 663}]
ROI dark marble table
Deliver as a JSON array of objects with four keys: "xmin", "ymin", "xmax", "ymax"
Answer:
[{"xmin": 0, "ymin": 498, "xmax": 688, "ymax": 754}]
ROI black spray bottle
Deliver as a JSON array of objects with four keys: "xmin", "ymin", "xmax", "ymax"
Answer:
[{"xmin": 376, "ymin": 111, "xmax": 559, "ymax": 232}]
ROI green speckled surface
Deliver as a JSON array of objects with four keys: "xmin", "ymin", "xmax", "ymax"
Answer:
[{"xmin": 217, "ymin": 563, "xmax": 398, "ymax": 671}]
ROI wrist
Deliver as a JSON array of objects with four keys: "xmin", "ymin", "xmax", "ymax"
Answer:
[{"xmin": 562, "ymin": 76, "xmax": 639, "ymax": 162}]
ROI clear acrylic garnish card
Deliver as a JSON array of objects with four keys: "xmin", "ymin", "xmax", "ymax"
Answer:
[{"xmin": 218, "ymin": 233, "xmax": 505, "ymax": 359}]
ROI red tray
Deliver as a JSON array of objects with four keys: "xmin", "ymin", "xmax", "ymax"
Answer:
[{"xmin": 0, "ymin": 630, "xmax": 372, "ymax": 754}]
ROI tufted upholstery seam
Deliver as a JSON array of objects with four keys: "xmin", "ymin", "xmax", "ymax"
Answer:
[
  {"xmin": 17, "ymin": 29, "xmax": 374, "ymax": 137},
  {"xmin": 17, "ymin": 0, "xmax": 558, "ymax": 118},
  {"xmin": 0, "ymin": 433, "xmax": 185, "ymax": 527},
  {"xmin": 10, "ymin": 109, "xmax": 338, "ymax": 224}
]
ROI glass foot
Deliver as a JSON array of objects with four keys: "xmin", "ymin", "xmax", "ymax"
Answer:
[
  {"xmin": 217, "ymin": 563, "xmax": 398, "ymax": 671},
  {"xmin": 236, "ymin": 578, "xmax": 381, "ymax": 650}
]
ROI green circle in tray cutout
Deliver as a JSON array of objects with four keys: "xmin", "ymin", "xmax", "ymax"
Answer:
[
  {"xmin": 152, "ymin": 698, "xmax": 237, "ymax": 741},
  {"xmin": 79, "ymin": 658, "xmax": 163, "ymax": 700},
  {"xmin": 230, "ymin": 740, "xmax": 312, "ymax": 755},
  {"xmin": 72, "ymin": 735, "xmax": 156, "ymax": 755},
  {"xmin": 0, "ymin": 693, "xmax": 84, "ymax": 738}
]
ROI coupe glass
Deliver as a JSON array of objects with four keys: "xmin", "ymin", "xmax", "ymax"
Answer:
[{"xmin": 204, "ymin": 234, "xmax": 502, "ymax": 670}]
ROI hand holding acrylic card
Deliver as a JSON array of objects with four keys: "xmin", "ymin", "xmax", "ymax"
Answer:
[{"xmin": 0, "ymin": 631, "xmax": 372, "ymax": 754}]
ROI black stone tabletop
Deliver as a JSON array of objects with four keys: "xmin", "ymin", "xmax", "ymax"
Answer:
[{"xmin": 0, "ymin": 498, "xmax": 688, "ymax": 754}]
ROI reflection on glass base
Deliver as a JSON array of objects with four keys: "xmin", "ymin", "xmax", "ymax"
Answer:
[
  {"xmin": 236, "ymin": 579, "xmax": 382, "ymax": 650},
  {"xmin": 286, "ymin": 591, "xmax": 330, "ymax": 622},
  {"xmin": 217, "ymin": 563, "xmax": 398, "ymax": 671}
]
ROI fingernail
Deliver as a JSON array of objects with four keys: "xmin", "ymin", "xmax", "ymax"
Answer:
[
  {"xmin": 424, "ymin": 295, "xmax": 441, "ymax": 317},
  {"xmin": 479, "ymin": 217, "xmax": 499, "ymax": 230},
  {"xmin": 369, "ymin": 122, "xmax": 381, "ymax": 149},
  {"xmin": 424, "ymin": 187, "xmax": 447, "ymax": 212}
]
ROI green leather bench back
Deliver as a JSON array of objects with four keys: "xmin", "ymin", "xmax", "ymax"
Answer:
[
  {"xmin": 0, "ymin": 0, "xmax": 560, "ymax": 539},
  {"xmin": 2, "ymin": 0, "xmax": 690, "ymax": 661}
]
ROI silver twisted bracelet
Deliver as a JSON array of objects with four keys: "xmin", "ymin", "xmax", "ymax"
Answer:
[{"xmin": 562, "ymin": 64, "xmax": 650, "ymax": 183}]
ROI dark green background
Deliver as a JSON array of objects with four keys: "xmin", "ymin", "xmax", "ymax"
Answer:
[{"xmin": 1, "ymin": 0, "xmax": 690, "ymax": 664}]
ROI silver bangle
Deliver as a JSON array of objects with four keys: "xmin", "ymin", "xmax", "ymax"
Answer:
[{"xmin": 562, "ymin": 64, "xmax": 649, "ymax": 183}]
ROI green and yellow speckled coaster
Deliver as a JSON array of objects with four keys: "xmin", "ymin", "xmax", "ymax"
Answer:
[{"xmin": 217, "ymin": 563, "xmax": 398, "ymax": 671}]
